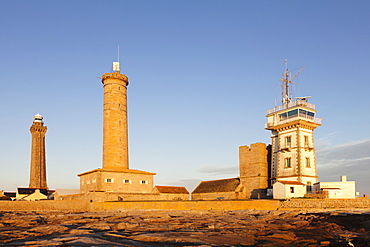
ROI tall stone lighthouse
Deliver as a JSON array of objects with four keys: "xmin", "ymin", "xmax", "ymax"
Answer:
[
  {"xmin": 29, "ymin": 114, "xmax": 48, "ymax": 189},
  {"xmin": 265, "ymin": 65, "xmax": 322, "ymax": 192},
  {"xmin": 102, "ymin": 64, "xmax": 130, "ymax": 170},
  {"xmin": 78, "ymin": 62, "xmax": 155, "ymax": 194}
]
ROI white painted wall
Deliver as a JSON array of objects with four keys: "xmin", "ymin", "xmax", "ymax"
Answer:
[
  {"xmin": 317, "ymin": 181, "xmax": 356, "ymax": 199},
  {"xmin": 273, "ymin": 182, "xmax": 306, "ymax": 199}
]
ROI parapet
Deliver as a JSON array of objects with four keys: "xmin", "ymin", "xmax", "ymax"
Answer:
[{"xmin": 102, "ymin": 72, "xmax": 128, "ymax": 85}]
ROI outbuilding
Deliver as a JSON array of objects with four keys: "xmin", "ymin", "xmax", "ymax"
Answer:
[{"xmin": 272, "ymin": 181, "xmax": 306, "ymax": 199}]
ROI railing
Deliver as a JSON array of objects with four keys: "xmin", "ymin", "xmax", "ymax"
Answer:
[
  {"xmin": 266, "ymin": 117, "xmax": 323, "ymax": 128},
  {"xmin": 314, "ymin": 118, "xmax": 323, "ymax": 124},
  {"xmin": 267, "ymin": 100, "xmax": 316, "ymax": 115}
]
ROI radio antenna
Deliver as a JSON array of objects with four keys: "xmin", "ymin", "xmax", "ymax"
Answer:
[{"xmin": 118, "ymin": 45, "xmax": 120, "ymax": 63}]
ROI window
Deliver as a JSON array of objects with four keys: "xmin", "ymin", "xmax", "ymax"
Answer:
[
  {"xmin": 279, "ymin": 109, "xmax": 298, "ymax": 121},
  {"xmin": 82, "ymin": 180, "xmax": 84, "ymax": 185},
  {"xmin": 123, "ymin": 179, "xmax": 131, "ymax": 184},
  {"xmin": 304, "ymin": 136, "xmax": 309, "ymax": 147},
  {"xmin": 140, "ymin": 180, "xmax": 148, "ymax": 184},
  {"xmin": 92, "ymin": 178, "xmax": 96, "ymax": 183},
  {"xmin": 285, "ymin": 157, "xmax": 291, "ymax": 168},
  {"xmin": 307, "ymin": 182, "xmax": 312, "ymax": 192},
  {"xmin": 86, "ymin": 180, "xmax": 90, "ymax": 184},
  {"xmin": 290, "ymin": 187, "xmax": 294, "ymax": 193},
  {"xmin": 285, "ymin": 136, "xmax": 291, "ymax": 148},
  {"xmin": 306, "ymin": 157, "xmax": 311, "ymax": 168},
  {"xmin": 299, "ymin": 109, "xmax": 315, "ymax": 120},
  {"xmin": 105, "ymin": 178, "xmax": 114, "ymax": 183}
]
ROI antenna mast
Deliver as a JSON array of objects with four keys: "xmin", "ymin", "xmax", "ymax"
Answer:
[
  {"xmin": 281, "ymin": 60, "xmax": 290, "ymax": 104},
  {"xmin": 280, "ymin": 60, "xmax": 305, "ymax": 105}
]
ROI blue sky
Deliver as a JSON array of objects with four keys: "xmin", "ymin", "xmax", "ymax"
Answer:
[{"xmin": 1, "ymin": 1, "xmax": 369, "ymax": 195}]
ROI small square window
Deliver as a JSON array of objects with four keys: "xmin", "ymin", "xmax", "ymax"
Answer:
[
  {"xmin": 140, "ymin": 180, "xmax": 148, "ymax": 184},
  {"xmin": 86, "ymin": 180, "xmax": 90, "ymax": 184},
  {"xmin": 105, "ymin": 178, "xmax": 114, "ymax": 183},
  {"xmin": 123, "ymin": 179, "xmax": 131, "ymax": 184}
]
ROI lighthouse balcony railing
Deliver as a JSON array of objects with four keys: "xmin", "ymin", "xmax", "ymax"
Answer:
[
  {"xmin": 267, "ymin": 100, "xmax": 316, "ymax": 115},
  {"xmin": 265, "ymin": 117, "xmax": 323, "ymax": 128}
]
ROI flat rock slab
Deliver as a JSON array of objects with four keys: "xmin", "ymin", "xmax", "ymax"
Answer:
[{"xmin": 1, "ymin": 209, "xmax": 370, "ymax": 246}]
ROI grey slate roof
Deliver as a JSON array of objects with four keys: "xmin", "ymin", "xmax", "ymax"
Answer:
[
  {"xmin": 17, "ymin": 188, "xmax": 48, "ymax": 196},
  {"xmin": 192, "ymin": 178, "xmax": 240, "ymax": 194}
]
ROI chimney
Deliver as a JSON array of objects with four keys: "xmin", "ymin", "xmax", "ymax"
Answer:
[{"xmin": 340, "ymin": 175, "xmax": 347, "ymax": 182}]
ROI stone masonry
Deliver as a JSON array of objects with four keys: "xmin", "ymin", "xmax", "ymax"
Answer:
[
  {"xmin": 239, "ymin": 143, "xmax": 270, "ymax": 199},
  {"xmin": 77, "ymin": 67, "xmax": 156, "ymax": 196},
  {"xmin": 29, "ymin": 114, "xmax": 48, "ymax": 189},
  {"xmin": 101, "ymin": 72, "xmax": 129, "ymax": 170}
]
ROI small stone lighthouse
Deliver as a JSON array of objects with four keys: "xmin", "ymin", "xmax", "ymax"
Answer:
[
  {"xmin": 29, "ymin": 114, "xmax": 48, "ymax": 189},
  {"xmin": 78, "ymin": 62, "xmax": 155, "ymax": 194}
]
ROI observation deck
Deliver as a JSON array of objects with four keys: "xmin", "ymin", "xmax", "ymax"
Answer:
[
  {"xmin": 265, "ymin": 99, "xmax": 323, "ymax": 129},
  {"xmin": 266, "ymin": 99, "xmax": 315, "ymax": 115}
]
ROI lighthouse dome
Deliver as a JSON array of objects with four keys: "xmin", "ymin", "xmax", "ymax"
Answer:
[{"xmin": 33, "ymin": 113, "xmax": 43, "ymax": 123}]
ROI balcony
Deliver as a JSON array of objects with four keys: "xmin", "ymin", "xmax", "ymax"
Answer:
[
  {"xmin": 266, "ymin": 116, "xmax": 323, "ymax": 128},
  {"xmin": 267, "ymin": 99, "xmax": 316, "ymax": 115}
]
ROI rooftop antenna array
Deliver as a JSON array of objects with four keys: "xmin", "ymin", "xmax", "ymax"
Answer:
[{"xmin": 280, "ymin": 60, "xmax": 305, "ymax": 105}]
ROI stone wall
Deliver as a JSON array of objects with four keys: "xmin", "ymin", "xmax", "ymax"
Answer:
[
  {"xmin": 90, "ymin": 200, "xmax": 280, "ymax": 212},
  {"xmin": 0, "ymin": 200, "xmax": 88, "ymax": 212},
  {"xmin": 191, "ymin": 192, "xmax": 240, "ymax": 200},
  {"xmin": 0, "ymin": 200, "xmax": 279, "ymax": 212},
  {"xmin": 2, "ymin": 198, "xmax": 370, "ymax": 212},
  {"xmin": 56, "ymin": 191, "xmax": 189, "ymax": 202},
  {"xmin": 280, "ymin": 198, "xmax": 370, "ymax": 209}
]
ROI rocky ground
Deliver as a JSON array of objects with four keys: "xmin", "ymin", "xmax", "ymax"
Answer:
[{"xmin": 0, "ymin": 209, "xmax": 370, "ymax": 246}]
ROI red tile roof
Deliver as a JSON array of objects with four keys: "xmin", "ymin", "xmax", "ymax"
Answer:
[
  {"xmin": 155, "ymin": 186, "xmax": 189, "ymax": 194},
  {"xmin": 277, "ymin": 180, "xmax": 305, "ymax": 185}
]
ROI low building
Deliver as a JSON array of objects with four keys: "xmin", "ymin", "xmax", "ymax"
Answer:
[
  {"xmin": 0, "ymin": 191, "xmax": 14, "ymax": 200},
  {"xmin": 272, "ymin": 181, "xmax": 306, "ymax": 199},
  {"xmin": 152, "ymin": 186, "xmax": 189, "ymax": 200},
  {"xmin": 192, "ymin": 178, "xmax": 243, "ymax": 200},
  {"xmin": 78, "ymin": 168, "xmax": 156, "ymax": 194},
  {"xmin": 191, "ymin": 143, "xmax": 272, "ymax": 200},
  {"xmin": 16, "ymin": 188, "xmax": 50, "ymax": 201},
  {"xmin": 56, "ymin": 186, "xmax": 189, "ymax": 202},
  {"xmin": 313, "ymin": 176, "xmax": 356, "ymax": 199}
]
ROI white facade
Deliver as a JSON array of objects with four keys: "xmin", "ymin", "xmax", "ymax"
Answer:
[
  {"xmin": 313, "ymin": 176, "xmax": 356, "ymax": 199},
  {"xmin": 267, "ymin": 101, "xmax": 321, "ymax": 187},
  {"xmin": 266, "ymin": 68, "xmax": 322, "ymax": 193},
  {"xmin": 273, "ymin": 181, "xmax": 306, "ymax": 199}
]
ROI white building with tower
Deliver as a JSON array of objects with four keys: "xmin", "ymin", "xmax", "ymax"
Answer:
[{"xmin": 266, "ymin": 63, "xmax": 323, "ymax": 199}]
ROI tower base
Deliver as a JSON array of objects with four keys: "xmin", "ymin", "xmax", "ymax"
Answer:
[{"xmin": 78, "ymin": 168, "xmax": 156, "ymax": 194}]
